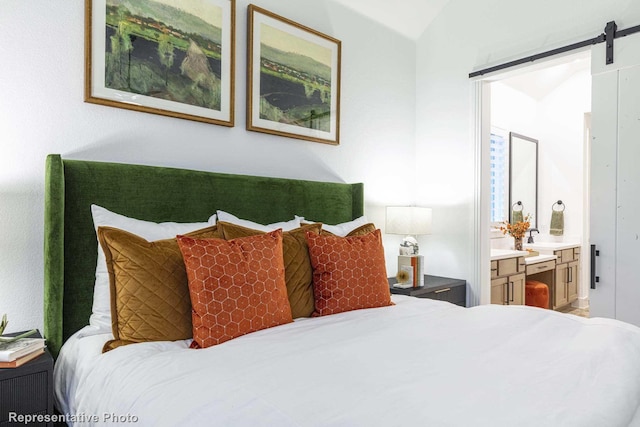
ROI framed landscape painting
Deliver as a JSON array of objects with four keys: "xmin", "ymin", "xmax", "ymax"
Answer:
[
  {"xmin": 247, "ymin": 5, "xmax": 341, "ymax": 145},
  {"xmin": 85, "ymin": 0, "xmax": 235, "ymax": 126}
]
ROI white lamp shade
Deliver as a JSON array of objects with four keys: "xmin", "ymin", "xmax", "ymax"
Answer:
[{"xmin": 385, "ymin": 206, "xmax": 432, "ymax": 235}]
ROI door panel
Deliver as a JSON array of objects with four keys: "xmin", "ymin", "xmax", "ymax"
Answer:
[
  {"xmin": 589, "ymin": 69, "xmax": 618, "ymax": 319},
  {"xmin": 509, "ymin": 273, "xmax": 525, "ymax": 305},
  {"xmin": 615, "ymin": 66, "xmax": 640, "ymax": 326},
  {"xmin": 567, "ymin": 261, "xmax": 579, "ymax": 303},
  {"xmin": 554, "ymin": 264, "xmax": 568, "ymax": 308},
  {"xmin": 590, "ymin": 35, "xmax": 640, "ymax": 326},
  {"xmin": 491, "ymin": 277, "xmax": 507, "ymax": 305}
]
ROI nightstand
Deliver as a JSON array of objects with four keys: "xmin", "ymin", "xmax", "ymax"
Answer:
[
  {"xmin": 0, "ymin": 331, "xmax": 54, "ymax": 426},
  {"xmin": 389, "ymin": 274, "xmax": 467, "ymax": 307}
]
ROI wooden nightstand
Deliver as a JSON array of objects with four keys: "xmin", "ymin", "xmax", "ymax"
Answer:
[
  {"xmin": 389, "ymin": 275, "xmax": 467, "ymax": 307},
  {"xmin": 0, "ymin": 331, "xmax": 54, "ymax": 426}
]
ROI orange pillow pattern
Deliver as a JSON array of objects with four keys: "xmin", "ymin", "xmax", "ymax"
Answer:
[
  {"xmin": 306, "ymin": 229, "xmax": 393, "ymax": 316},
  {"xmin": 177, "ymin": 230, "xmax": 293, "ymax": 348},
  {"xmin": 217, "ymin": 221, "xmax": 322, "ymax": 319}
]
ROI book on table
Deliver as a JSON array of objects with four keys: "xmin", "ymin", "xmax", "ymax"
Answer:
[
  {"xmin": 398, "ymin": 255, "xmax": 424, "ymax": 288},
  {"xmin": 0, "ymin": 348, "xmax": 45, "ymax": 368},
  {"xmin": 0, "ymin": 337, "xmax": 46, "ymax": 362}
]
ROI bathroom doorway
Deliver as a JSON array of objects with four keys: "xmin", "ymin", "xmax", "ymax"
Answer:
[{"xmin": 476, "ymin": 50, "xmax": 592, "ymax": 310}]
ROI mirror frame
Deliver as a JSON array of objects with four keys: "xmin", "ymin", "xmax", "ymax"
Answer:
[{"xmin": 509, "ymin": 132, "xmax": 538, "ymax": 229}]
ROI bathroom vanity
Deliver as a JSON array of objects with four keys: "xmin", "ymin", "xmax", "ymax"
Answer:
[{"xmin": 490, "ymin": 242, "xmax": 580, "ymax": 310}]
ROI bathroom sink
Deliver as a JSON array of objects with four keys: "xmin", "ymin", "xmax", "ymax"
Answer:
[
  {"xmin": 524, "ymin": 241, "xmax": 580, "ymax": 251},
  {"xmin": 491, "ymin": 249, "xmax": 528, "ymax": 260}
]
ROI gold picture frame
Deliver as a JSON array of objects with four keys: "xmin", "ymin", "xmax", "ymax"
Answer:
[
  {"xmin": 247, "ymin": 5, "xmax": 341, "ymax": 145},
  {"xmin": 85, "ymin": 0, "xmax": 235, "ymax": 126}
]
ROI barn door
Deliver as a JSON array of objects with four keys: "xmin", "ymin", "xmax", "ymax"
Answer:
[{"xmin": 590, "ymin": 34, "xmax": 640, "ymax": 326}]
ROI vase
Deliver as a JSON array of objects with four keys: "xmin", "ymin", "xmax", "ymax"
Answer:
[{"xmin": 514, "ymin": 236, "xmax": 523, "ymax": 251}]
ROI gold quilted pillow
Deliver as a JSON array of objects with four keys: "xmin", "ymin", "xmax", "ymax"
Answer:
[
  {"xmin": 98, "ymin": 225, "xmax": 222, "ymax": 352},
  {"xmin": 321, "ymin": 222, "xmax": 376, "ymax": 237},
  {"xmin": 218, "ymin": 221, "xmax": 322, "ymax": 318}
]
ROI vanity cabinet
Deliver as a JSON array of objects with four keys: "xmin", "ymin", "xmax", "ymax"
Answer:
[
  {"xmin": 553, "ymin": 248, "xmax": 580, "ymax": 309},
  {"xmin": 490, "ymin": 256, "xmax": 526, "ymax": 305},
  {"xmin": 491, "ymin": 273, "xmax": 526, "ymax": 305},
  {"xmin": 490, "ymin": 245, "xmax": 580, "ymax": 310}
]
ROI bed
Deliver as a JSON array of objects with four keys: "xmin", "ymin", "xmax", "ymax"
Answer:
[{"xmin": 44, "ymin": 154, "xmax": 640, "ymax": 426}]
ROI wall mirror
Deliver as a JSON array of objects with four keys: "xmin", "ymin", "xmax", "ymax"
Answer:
[{"xmin": 509, "ymin": 132, "xmax": 538, "ymax": 229}]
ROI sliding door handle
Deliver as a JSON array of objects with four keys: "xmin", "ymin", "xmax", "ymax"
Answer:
[{"xmin": 590, "ymin": 245, "xmax": 600, "ymax": 289}]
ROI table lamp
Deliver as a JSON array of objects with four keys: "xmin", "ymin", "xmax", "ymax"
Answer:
[
  {"xmin": 385, "ymin": 206, "xmax": 432, "ymax": 255},
  {"xmin": 386, "ymin": 206, "xmax": 432, "ymax": 288}
]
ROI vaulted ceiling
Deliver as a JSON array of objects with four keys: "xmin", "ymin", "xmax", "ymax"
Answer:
[{"xmin": 329, "ymin": 0, "xmax": 451, "ymax": 40}]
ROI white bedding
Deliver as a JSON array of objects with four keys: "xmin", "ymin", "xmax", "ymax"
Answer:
[{"xmin": 55, "ymin": 296, "xmax": 640, "ymax": 426}]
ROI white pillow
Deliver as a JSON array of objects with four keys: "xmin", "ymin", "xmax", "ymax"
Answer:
[
  {"xmin": 217, "ymin": 210, "xmax": 300, "ymax": 231},
  {"xmin": 88, "ymin": 205, "xmax": 214, "ymax": 331},
  {"xmin": 296, "ymin": 215, "xmax": 369, "ymax": 237}
]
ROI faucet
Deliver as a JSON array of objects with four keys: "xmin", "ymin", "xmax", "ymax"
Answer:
[{"xmin": 527, "ymin": 228, "xmax": 540, "ymax": 244}]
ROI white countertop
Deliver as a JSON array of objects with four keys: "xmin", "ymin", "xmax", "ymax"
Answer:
[
  {"xmin": 524, "ymin": 254, "xmax": 557, "ymax": 265},
  {"xmin": 524, "ymin": 242, "xmax": 580, "ymax": 251},
  {"xmin": 490, "ymin": 249, "xmax": 528, "ymax": 261}
]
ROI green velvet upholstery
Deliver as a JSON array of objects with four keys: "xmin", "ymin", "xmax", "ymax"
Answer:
[{"xmin": 43, "ymin": 154, "xmax": 364, "ymax": 357}]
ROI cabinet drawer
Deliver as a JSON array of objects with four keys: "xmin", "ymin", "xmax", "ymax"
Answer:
[
  {"xmin": 526, "ymin": 260, "xmax": 555, "ymax": 274},
  {"xmin": 491, "ymin": 261, "xmax": 498, "ymax": 279},
  {"xmin": 497, "ymin": 257, "xmax": 524, "ymax": 276},
  {"xmin": 417, "ymin": 285, "xmax": 466, "ymax": 306},
  {"xmin": 554, "ymin": 248, "xmax": 578, "ymax": 263},
  {"xmin": 0, "ymin": 371, "xmax": 48, "ymax": 423}
]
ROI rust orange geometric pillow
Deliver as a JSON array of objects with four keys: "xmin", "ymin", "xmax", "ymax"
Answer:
[
  {"xmin": 217, "ymin": 221, "xmax": 322, "ymax": 319},
  {"xmin": 306, "ymin": 229, "xmax": 393, "ymax": 316},
  {"xmin": 177, "ymin": 230, "xmax": 293, "ymax": 348}
]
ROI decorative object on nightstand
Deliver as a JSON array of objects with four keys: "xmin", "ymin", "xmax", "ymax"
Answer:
[
  {"xmin": 0, "ymin": 337, "xmax": 45, "ymax": 366},
  {"xmin": 388, "ymin": 275, "xmax": 467, "ymax": 307},
  {"xmin": 0, "ymin": 314, "xmax": 38, "ymax": 344},
  {"xmin": 386, "ymin": 206, "xmax": 432, "ymax": 288},
  {"xmin": 0, "ymin": 330, "xmax": 54, "ymax": 425},
  {"xmin": 394, "ymin": 269, "xmax": 413, "ymax": 289},
  {"xmin": 0, "ymin": 314, "xmax": 6, "ymax": 335}
]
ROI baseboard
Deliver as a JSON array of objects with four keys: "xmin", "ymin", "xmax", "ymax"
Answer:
[{"xmin": 572, "ymin": 297, "xmax": 590, "ymax": 309}]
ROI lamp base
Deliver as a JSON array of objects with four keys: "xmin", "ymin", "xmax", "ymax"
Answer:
[{"xmin": 399, "ymin": 235, "xmax": 419, "ymax": 255}]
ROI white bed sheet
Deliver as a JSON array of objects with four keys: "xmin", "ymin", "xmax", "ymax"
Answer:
[{"xmin": 55, "ymin": 296, "xmax": 640, "ymax": 426}]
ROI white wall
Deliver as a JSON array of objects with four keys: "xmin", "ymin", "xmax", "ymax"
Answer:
[
  {"xmin": 415, "ymin": 0, "xmax": 640, "ymax": 304},
  {"xmin": 536, "ymin": 70, "xmax": 591, "ymax": 241},
  {"xmin": 0, "ymin": 0, "xmax": 416, "ymax": 334}
]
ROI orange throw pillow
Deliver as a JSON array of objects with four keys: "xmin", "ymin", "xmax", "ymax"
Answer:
[
  {"xmin": 217, "ymin": 221, "xmax": 322, "ymax": 319},
  {"xmin": 306, "ymin": 229, "xmax": 392, "ymax": 316},
  {"xmin": 177, "ymin": 230, "xmax": 293, "ymax": 348}
]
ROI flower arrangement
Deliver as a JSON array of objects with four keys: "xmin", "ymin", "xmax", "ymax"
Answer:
[{"xmin": 499, "ymin": 214, "xmax": 531, "ymax": 239}]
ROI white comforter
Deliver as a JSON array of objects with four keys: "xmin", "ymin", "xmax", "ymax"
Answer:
[{"xmin": 55, "ymin": 296, "xmax": 640, "ymax": 426}]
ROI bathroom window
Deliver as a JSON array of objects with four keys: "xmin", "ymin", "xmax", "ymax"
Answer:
[{"xmin": 490, "ymin": 131, "xmax": 508, "ymax": 224}]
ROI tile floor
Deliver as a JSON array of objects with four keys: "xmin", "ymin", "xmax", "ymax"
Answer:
[{"xmin": 557, "ymin": 305, "xmax": 589, "ymax": 318}]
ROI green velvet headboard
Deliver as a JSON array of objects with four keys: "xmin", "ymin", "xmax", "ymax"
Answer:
[{"xmin": 43, "ymin": 154, "xmax": 364, "ymax": 357}]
